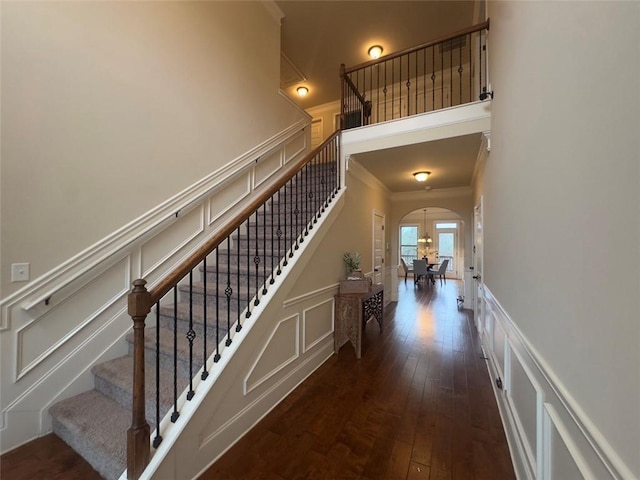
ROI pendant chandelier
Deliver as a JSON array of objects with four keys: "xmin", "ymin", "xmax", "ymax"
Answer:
[{"xmin": 418, "ymin": 209, "xmax": 432, "ymax": 244}]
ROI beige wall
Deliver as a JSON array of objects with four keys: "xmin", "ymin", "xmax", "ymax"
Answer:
[
  {"xmin": 484, "ymin": 1, "xmax": 639, "ymax": 475},
  {"xmin": 1, "ymin": 1, "xmax": 306, "ymax": 297}
]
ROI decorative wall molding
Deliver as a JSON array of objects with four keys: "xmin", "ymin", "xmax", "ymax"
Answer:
[
  {"xmin": 282, "ymin": 283, "xmax": 339, "ymax": 309},
  {"xmin": 302, "ymin": 298, "xmax": 334, "ymax": 353},
  {"xmin": 244, "ymin": 314, "xmax": 300, "ymax": 395},
  {"xmin": 481, "ymin": 286, "xmax": 636, "ymax": 480},
  {"xmin": 0, "ymin": 120, "xmax": 311, "ymax": 455}
]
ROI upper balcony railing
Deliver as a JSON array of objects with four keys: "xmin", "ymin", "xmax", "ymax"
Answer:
[{"xmin": 340, "ymin": 20, "xmax": 490, "ymax": 129}]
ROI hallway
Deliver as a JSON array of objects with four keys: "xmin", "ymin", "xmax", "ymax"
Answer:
[{"xmin": 202, "ymin": 280, "xmax": 515, "ymax": 479}]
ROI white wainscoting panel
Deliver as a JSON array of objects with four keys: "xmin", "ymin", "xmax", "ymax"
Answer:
[
  {"xmin": 480, "ymin": 286, "xmax": 636, "ymax": 480},
  {"xmin": 15, "ymin": 255, "xmax": 130, "ymax": 380},
  {"xmin": 244, "ymin": 314, "xmax": 300, "ymax": 395},
  {"xmin": 284, "ymin": 132, "xmax": 306, "ymax": 164},
  {"xmin": 141, "ymin": 205, "xmax": 205, "ymax": 278},
  {"xmin": 207, "ymin": 173, "xmax": 251, "ymax": 226},
  {"xmin": 302, "ymin": 298, "xmax": 334, "ymax": 353},
  {"xmin": 254, "ymin": 149, "xmax": 283, "ymax": 188}
]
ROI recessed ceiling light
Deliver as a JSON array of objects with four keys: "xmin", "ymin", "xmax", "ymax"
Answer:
[
  {"xmin": 296, "ymin": 86, "xmax": 309, "ymax": 97},
  {"xmin": 368, "ymin": 45, "xmax": 383, "ymax": 59}
]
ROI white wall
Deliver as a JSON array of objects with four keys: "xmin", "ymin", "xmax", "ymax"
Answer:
[
  {"xmin": 481, "ymin": 1, "xmax": 640, "ymax": 477},
  {"xmin": 1, "ymin": 1, "xmax": 306, "ymax": 297}
]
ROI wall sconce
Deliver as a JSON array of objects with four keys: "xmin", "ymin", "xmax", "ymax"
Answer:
[
  {"xmin": 413, "ymin": 171, "xmax": 430, "ymax": 182},
  {"xmin": 368, "ymin": 45, "xmax": 383, "ymax": 59},
  {"xmin": 296, "ymin": 86, "xmax": 309, "ymax": 97}
]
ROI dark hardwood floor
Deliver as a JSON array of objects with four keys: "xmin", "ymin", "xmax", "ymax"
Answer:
[
  {"xmin": 202, "ymin": 279, "xmax": 515, "ymax": 480},
  {"xmin": 0, "ymin": 279, "xmax": 515, "ymax": 480}
]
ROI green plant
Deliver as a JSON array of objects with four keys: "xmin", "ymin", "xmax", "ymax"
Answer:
[{"xmin": 343, "ymin": 251, "xmax": 361, "ymax": 272}]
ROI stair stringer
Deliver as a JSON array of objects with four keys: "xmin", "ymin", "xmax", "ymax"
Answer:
[{"xmin": 128, "ymin": 189, "xmax": 346, "ymax": 480}]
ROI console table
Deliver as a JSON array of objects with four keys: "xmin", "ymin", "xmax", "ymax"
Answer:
[{"xmin": 334, "ymin": 284, "xmax": 384, "ymax": 359}]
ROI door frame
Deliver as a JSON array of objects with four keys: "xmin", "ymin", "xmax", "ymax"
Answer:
[{"xmin": 372, "ymin": 209, "xmax": 385, "ymax": 286}]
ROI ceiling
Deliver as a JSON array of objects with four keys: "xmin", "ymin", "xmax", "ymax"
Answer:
[
  {"xmin": 276, "ymin": 0, "xmax": 483, "ymax": 194},
  {"xmin": 352, "ymin": 133, "xmax": 482, "ymax": 192}
]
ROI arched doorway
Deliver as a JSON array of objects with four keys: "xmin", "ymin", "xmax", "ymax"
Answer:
[{"xmin": 398, "ymin": 207, "xmax": 464, "ymax": 280}]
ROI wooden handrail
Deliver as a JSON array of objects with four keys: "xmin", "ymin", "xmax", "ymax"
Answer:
[
  {"xmin": 344, "ymin": 20, "xmax": 490, "ymax": 74},
  {"xmin": 144, "ymin": 129, "xmax": 341, "ymax": 306},
  {"xmin": 343, "ymin": 74, "xmax": 366, "ymax": 105}
]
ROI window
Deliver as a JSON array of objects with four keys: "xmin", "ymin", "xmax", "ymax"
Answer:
[
  {"xmin": 400, "ymin": 225, "xmax": 419, "ymax": 264},
  {"xmin": 436, "ymin": 222, "xmax": 457, "ymax": 229},
  {"xmin": 435, "ymin": 221, "xmax": 458, "ymax": 273}
]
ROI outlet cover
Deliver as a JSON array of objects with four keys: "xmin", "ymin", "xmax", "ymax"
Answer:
[{"xmin": 11, "ymin": 263, "xmax": 30, "ymax": 282}]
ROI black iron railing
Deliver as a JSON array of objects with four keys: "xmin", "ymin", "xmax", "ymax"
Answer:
[
  {"xmin": 340, "ymin": 21, "xmax": 490, "ymax": 129},
  {"xmin": 126, "ymin": 131, "xmax": 341, "ymax": 479}
]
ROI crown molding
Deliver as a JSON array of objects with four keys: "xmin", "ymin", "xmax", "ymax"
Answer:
[
  {"xmin": 347, "ymin": 156, "xmax": 392, "ymax": 196},
  {"xmin": 261, "ymin": 0, "xmax": 284, "ymax": 25}
]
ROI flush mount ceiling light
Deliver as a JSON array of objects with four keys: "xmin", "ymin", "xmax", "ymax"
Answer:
[
  {"xmin": 413, "ymin": 171, "xmax": 431, "ymax": 182},
  {"xmin": 368, "ymin": 45, "xmax": 383, "ymax": 59},
  {"xmin": 296, "ymin": 86, "xmax": 309, "ymax": 97}
]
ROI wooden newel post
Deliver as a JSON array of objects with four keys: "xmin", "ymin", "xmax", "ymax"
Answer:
[{"xmin": 127, "ymin": 279, "xmax": 152, "ymax": 480}]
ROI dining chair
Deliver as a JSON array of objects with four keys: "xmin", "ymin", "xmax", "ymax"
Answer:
[
  {"xmin": 427, "ymin": 259, "xmax": 449, "ymax": 285},
  {"xmin": 412, "ymin": 259, "xmax": 429, "ymax": 285},
  {"xmin": 400, "ymin": 258, "xmax": 413, "ymax": 284}
]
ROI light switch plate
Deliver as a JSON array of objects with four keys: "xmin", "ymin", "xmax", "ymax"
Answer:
[{"xmin": 11, "ymin": 263, "xmax": 30, "ymax": 282}]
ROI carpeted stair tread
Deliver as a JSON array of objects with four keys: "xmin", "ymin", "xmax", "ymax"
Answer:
[
  {"xmin": 92, "ymin": 355, "xmax": 186, "ymax": 422},
  {"xmin": 157, "ymin": 301, "xmax": 243, "ymax": 324},
  {"xmin": 50, "ymin": 390, "xmax": 128, "ymax": 480}
]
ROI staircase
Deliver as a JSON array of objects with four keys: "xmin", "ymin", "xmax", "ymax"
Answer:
[{"xmin": 49, "ymin": 163, "xmax": 335, "ymax": 480}]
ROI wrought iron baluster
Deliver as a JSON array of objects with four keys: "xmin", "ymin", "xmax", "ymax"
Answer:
[
  {"xmin": 171, "ymin": 286, "xmax": 179, "ymax": 422},
  {"xmin": 254, "ymin": 210, "xmax": 260, "ymax": 306},
  {"xmin": 468, "ymin": 33, "xmax": 472, "ymax": 102},
  {"xmin": 399, "ymin": 55, "xmax": 402, "ymax": 117},
  {"xmin": 414, "ymin": 50, "xmax": 418, "ymax": 115},
  {"xmin": 450, "ymin": 42, "xmax": 453, "ymax": 107},
  {"xmin": 304, "ymin": 163, "xmax": 313, "ymax": 236},
  {"xmin": 236, "ymin": 226, "xmax": 242, "ymax": 332},
  {"xmin": 202, "ymin": 257, "xmax": 209, "ymax": 379},
  {"xmin": 214, "ymin": 248, "xmax": 221, "ymax": 361},
  {"xmin": 245, "ymin": 214, "xmax": 252, "ymax": 317},
  {"xmin": 262, "ymin": 202, "xmax": 268, "ymax": 294},
  {"xmin": 458, "ymin": 40, "xmax": 463, "ymax": 106},
  {"xmin": 432, "ymin": 47, "xmax": 436, "ymax": 110},
  {"xmin": 277, "ymin": 191, "xmax": 282, "ymax": 274},
  {"xmin": 153, "ymin": 304, "xmax": 162, "ymax": 447},
  {"xmin": 187, "ymin": 270, "xmax": 195, "ymax": 400},
  {"xmin": 294, "ymin": 171, "xmax": 300, "ymax": 250},
  {"xmin": 392, "ymin": 58, "xmax": 395, "ymax": 119},
  {"xmin": 423, "ymin": 47, "xmax": 426, "ymax": 113},
  {"xmin": 283, "ymin": 183, "xmax": 288, "ymax": 266},
  {"xmin": 226, "ymin": 237, "xmax": 232, "ymax": 345},
  {"xmin": 270, "ymin": 196, "xmax": 275, "ymax": 284},
  {"xmin": 384, "ymin": 60, "xmax": 388, "ymax": 121}
]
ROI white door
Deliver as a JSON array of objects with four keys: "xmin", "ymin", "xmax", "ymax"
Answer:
[
  {"xmin": 373, "ymin": 211, "xmax": 385, "ymax": 285},
  {"xmin": 473, "ymin": 197, "xmax": 485, "ymax": 335}
]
